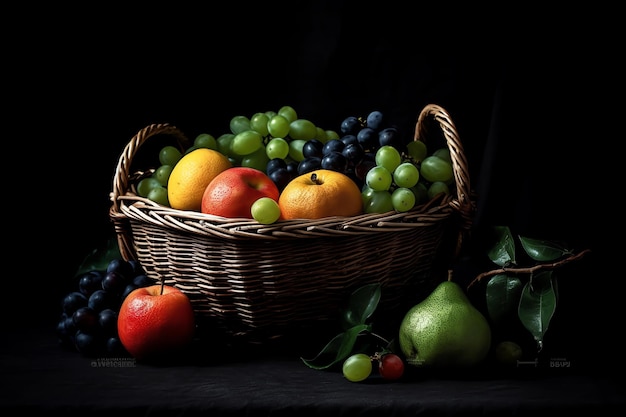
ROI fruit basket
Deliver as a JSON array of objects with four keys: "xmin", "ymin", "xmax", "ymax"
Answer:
[{"xmin": 109, "ymin": 104, "xmax": 475, "ymax": 345}]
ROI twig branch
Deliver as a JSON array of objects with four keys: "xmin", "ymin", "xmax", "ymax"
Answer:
[{"xmin": 467, "ymin": 249, "xmax": 592, "ymax": 289}]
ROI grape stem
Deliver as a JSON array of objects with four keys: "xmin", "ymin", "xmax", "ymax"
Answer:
[
  {"xmin": 466, "ymin": 248, "xmax": 591, "ymax": 289},
  {"xmin": 367, "ymin": 330, "xmax": 391, "ymax": 347}
]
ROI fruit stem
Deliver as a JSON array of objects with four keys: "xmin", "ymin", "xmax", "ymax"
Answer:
[
  {"xmin": 160, "ymin": 278, "xmax": 165, "ymax": 295},
  {"xmin": 369, "ymin": 331, "xmax": 391, "ymax": 347},
  {"xmin": 467, "ymin": 248, "xmax": 591, "ymax": 289},
  {"xmin": 310, "ymin": 173, "xmax": 321, "ymax": 184}
]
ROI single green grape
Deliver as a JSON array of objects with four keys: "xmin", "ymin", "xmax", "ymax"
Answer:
[
  {"xmin": 216, "ymin": 133, "xmax": 235, "ymax": 157},
  {"xmin": 152, "ymin": 165, "xmax": 173, "ymax": 187},
  {"xmin": 289, "ymin": 119, "xmax": 317, "ymax": 141},
  {"xmin": 406, "ymin": 140, "xmax": 427, "ymax": 162},
  {"xmin": 249, "ymin": 112, "xmax": 270, "ymax": 137},
  {"xmin": 391, "ymin": 187, "xmax": 416, "ymax": 212},
  {"xmin": 375, "ymin": 145, "xmax": 402, "ymax": 173},
  {"xmin": 159, "ymin": 145, "xmax": 182, "ymax": 166},
  {"xmin": 137, "ymin": 177, "xmax": 161, "ymax": 198},
  {"xmin": 495, "ymin": 341, "xmax": 523, "ymax": 366},
  {"xmin": 411, "ymin": 182, "xmax": 429, "ymax": 206},
  {"xmin": 194, "ymin": 133, "xmax": 217, "ymax": 150},
  {"xmin": 288, "ymin": 139, "xmax": 307, "ymax": 162},
  {"xmin": 251, "ymin": 197, "xmax": 281, "ymax": 224},
  {"xmin": 365, "ymin": 165, "xmax": 392, "ymax": 191},
  {"xmin": 230, "ymin": 115, "xmax": 251, "ymax": 134},
  {"xmin": 241, "ymin": 147, "xmax": 270, "ymax": 172},
  {"xmin": 184, "ymin": 145, "xmax": 200, "ymax": 154},
  {"xmin": 232, "ymin": 130, "xmax": 263, "ymax": 156},
  {"xmin": 361, "ymin": 185, "xmax": 375, "ymax": 207},
  {"xmin": 420, "ymin": 155, "xmax": 453, "ymax": 183},
  {"xmin": 267, "ymin": 114, "xmax": 290, "ymax": 138},
  {"xmin": 433, "ymin": 147, "xmax": 452, "ymax": 165},
  {"xmin": 325, "ymin": 130, "xmax": 340, "ymax": 141},
  {"xmin": 342, "ymin": 353, "xmax": 373, "ymax": 382},
  {"xmin": 147, "ymin": 185, "xmax": 169, "ymax": 206},
  {"xmin": 427, "ymin": 181, "xmax": 450, "ymax": 199},
  {"xmin": 393, "ymin": 162, "xmax": 419, "ymax": 188},
  {"xmin": 314, "ymin": 127, "xmax": 328, "ymax": 143},
  {"xmin": 277, "ymin": 105, "xmax": 297, "ymax": 123},
  {"xmin": 364, "ymin": 189, "xmax": 393, "ymax": 213},
  {"xmin": 266, "ymin": 137, "xmax": 290, "ymax": 160}
]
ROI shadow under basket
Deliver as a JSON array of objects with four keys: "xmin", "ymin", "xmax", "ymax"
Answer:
[{"xmin": 109, "ymin": 104, "xmax": 476, "ymax": 346}]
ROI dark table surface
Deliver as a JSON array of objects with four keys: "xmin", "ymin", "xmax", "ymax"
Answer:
[{"xmin": 2, "ymin": 324, "xmax": 624, "ymax": 416}]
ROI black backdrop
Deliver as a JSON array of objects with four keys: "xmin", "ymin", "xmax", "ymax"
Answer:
[{"xmin": 8, "ymin": 2, "xmax": 621, "ymax": 371}]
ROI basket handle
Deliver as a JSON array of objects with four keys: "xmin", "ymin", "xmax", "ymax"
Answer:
[
  {"xmin": 109, "ymin": 123, "xmax": 189, "ymax": 261},
  {"xmin": 414, "ymin": 104, "xmax": 475, "ymax": 255}
]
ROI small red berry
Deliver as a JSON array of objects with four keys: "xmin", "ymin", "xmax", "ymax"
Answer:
[{"xmin": 378, "ymin": 353, "xmax": 404, "ymax": 381}]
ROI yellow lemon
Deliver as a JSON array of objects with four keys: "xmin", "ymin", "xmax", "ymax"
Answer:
[{"xmin": 167, "ymin": 148, "xmax": 232, "ymax": 211}]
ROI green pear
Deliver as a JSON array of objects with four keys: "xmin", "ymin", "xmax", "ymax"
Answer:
[{"xmin": 398, "ymin": 280, "xmax": 491, "ymax": 368}]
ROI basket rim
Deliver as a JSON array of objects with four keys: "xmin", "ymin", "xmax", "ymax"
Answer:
[{"xmin": 111, "ymin": 189, "xmax": 455, "ymax": 237}]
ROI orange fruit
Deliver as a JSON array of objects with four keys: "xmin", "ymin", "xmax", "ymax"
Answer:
[
  {"xmin": 167, "ymin": 148, "xmax": 232, "ymax": 211},
  {"xmin": 278, "ymin": 169, "xmax": 363, "ymax": 219}
]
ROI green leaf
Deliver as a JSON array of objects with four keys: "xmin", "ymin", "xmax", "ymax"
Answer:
[
  {"xmin": 300, "ymin": 324, "xmax": 371, "ymax": 370},
  {"xmin": 487, "ymin": 226, "xmax": 516, "ymax": 267},
  {"xmin": 75, "ymin": 236, "xmax": 122, "ymax": 277},
  {"xmin": 518, "ymin": 270, "xmax": 557, "ymax": 352},
  {"xmin": 485, "ymin": 274, "xmax": 523, "ymax": 325},
  {"xmin": 519, "ymin": 236, "xmax": 570, "ymax": 262},
  {"xmin": 339, "ymin": 283, "xmax": 381, "ymax": 330}
]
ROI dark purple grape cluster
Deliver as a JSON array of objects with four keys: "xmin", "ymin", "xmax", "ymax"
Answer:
[
  {"xmin": 299, "ymin": 110, "xmax": 407, "ymax": 189},
  {"xmin": 56, "ymin": 259, "xmax": 155, "ymax": 357},
  {"xmin": 266, "ymin": 158, "xmax": 299, "ymax": 192}
]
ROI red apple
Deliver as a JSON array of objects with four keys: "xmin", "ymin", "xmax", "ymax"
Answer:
[
  {"xmin": 117, "ymin": 284, "xmax": 195, "ymax": 361},
  {"xmin": 201, "ymin": 166, "xmax": 280, "ymax": 218}
]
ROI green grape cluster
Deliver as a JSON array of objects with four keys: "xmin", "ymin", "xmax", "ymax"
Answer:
[
  {"xmin": 136, "ymin": 106, "xmax": 335, "ymax": 206},
  {"xmin": 219, "ymin": 106, "xmax": 338, "ymax": 169},
  {"xmin": 362, "ymin": 141, "xmax": 455, "ymax": 214},
  {"xmin": 218, "ymin": 105, "xmax": 338, "ymax": 191}
]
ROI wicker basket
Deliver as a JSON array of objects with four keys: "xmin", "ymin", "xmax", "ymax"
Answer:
[{"xmin": 109, "ymin": 104, "xmax": 475, "ymax": 345}]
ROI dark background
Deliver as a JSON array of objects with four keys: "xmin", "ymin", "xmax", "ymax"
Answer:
[{"xmin": 7, "ymin": 2, "xmax": 621, "ymax": 372}]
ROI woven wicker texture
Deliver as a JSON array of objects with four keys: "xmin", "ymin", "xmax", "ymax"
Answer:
[{"xmin": 109, "ymin": 104, "xmax": 475, "ymax": 344}]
